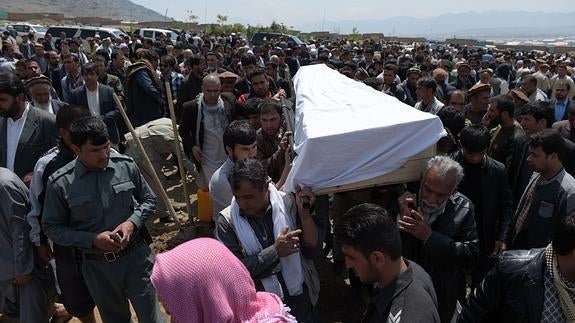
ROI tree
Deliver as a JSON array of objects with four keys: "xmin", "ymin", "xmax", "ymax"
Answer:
[
  {"xmin": 186, "ymin": 10, "xmax": 199, "ymax": 23},
  {"xmin": 216, "ymin": 14, "xmax": 228, "ymax": 25},
  {"xmin": 350, "ymin": 26, "xmax": 361, "ymax": 41}
]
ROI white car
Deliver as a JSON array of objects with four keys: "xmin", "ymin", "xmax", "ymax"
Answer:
[
  {"xmin": 9, "ymin": 23, "xmax": 48, "ymax": 40},
  {"xmin": 132, "ymin": 28, "xmax": 178, "ymax": 43}
]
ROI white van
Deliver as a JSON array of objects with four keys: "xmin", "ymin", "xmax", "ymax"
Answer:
[
  {"xmin": 132, "ymin": 28, "xmax": 178, "ymax": 43},
  {"xmin": 45, "ymin": 25, "xmax": 127, "ymax": 41}
]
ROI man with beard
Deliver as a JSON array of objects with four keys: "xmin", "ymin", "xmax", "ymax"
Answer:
[
  {"xmin": 463, "ymin": 83, "xmax": 491, "ymax": 125},
  {"xmin": 398, "ymin": 67, "xmax": 422, "ymax": 107},
  {"xmin": 256, "ymin": 99, "xmax": 291, "ymax": 183},
  {"xmin": 179, "ymin": 74, "xmax": 236, "ymax": 189},
  {"xmin": 44, "ymin": 51, "xmax": 65, "ymax": 99},
  {"xmin": 398, "ymin": 156, "xmax": 478, "ymax": 322},
  {"xmin": 238, "ymin": 69, "xmax": 284, "ymax": 104},
  {"xmin": 452, "ymin": 125, "xmax": 513, "ymax": 287},
  {"xmin": 175, "ymin": 55, "xmax": 205, "ymax": 123},
  {"xmin": 0, "ymin": 73, "xmax": 57, "ymax": 184},
  {"xmin": 450, "ymin": 63, "xmax": 475, "ymax": 93},
  {"xmin": 484, "ymin": 94, "xmax": 526, "ymax": 171},
  {"xmin": 93, "ymin": 55, "xmax": 124, "ymax": 103},
  {"xmin": 549, "ymin": 82, "xmax": 573, "ymax": 123},
  {"xmin": 25, "ymin": 75, "xmax": 66, "ymax": 114},
  {"xmin": 335, "ymin": 203, "xmax": 440, "ymax": 323},
  {"xmin": 209, "ymin": 120, "xmax": 258, "ymax": 216},
  {"xmin": 125, "ymin": 49, "xmax": 165, "ymax": 127}
]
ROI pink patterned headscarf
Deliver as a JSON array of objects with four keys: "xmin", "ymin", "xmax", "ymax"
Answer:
[{"xmin": 151, "ymin": 238, "xmax": 296, "ymax": 323}]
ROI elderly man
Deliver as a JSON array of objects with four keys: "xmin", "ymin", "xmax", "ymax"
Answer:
[
  {"xmin": 25, "ymin": 75, "xmax": 66, "ymax": 114},
  {"xmin": 179, "ymin": 74, "xmax": 236, "ymax": 189},
  {"xmin": 398, "ymin": 155, "xmax": 478, "ymax": 322},
  {"xmin": 521, "ymin": 74, "xmax": 548, "ymax": 103},
  {"xmin": 215, "ymin": 158, "xmax": 320, "ymax": 323}
]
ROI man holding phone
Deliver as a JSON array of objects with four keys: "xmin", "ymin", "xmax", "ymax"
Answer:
[
  {"xmin": 215, "ymin": 158, "xmax": 320, "ymax": 323},
  {"xmin": 42, "ymin": 116, "xmax": 164, "ymax": 323},
  {"xmin": 398, "ymin": 155, "xmax": 478, "ymax": 322}
]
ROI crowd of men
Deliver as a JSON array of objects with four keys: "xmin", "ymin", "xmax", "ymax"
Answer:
[{"xmin": 2, "ymin": 26, "xmax": 575, "ymax": 322}]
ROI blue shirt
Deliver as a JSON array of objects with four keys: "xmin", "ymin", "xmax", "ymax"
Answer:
[{"xmin": 555, "ymin": 100, "xmax": 568, "ymax": 122}]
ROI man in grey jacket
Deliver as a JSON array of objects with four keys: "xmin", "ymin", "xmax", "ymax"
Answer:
[{"xmin": 0, "ymin": 167, "xmax": 55, "ymax": 322}]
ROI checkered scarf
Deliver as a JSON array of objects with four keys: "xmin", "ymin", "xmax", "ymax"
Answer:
[{"xmin": 546, "ymin": 244, "xmax": 575, "ymax": 322}]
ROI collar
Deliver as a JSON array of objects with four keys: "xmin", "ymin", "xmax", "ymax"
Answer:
[
  {"xmin": 372, "ymin": 259, "xmax": 414, "ymax": 317},
  {"xmin": 556, "ymin": 99, "xmax": 568, "ymax": 106},
  {"xmin": 9, "ymin": 103, "xmax": 30, "ymax": 122},
  {"xmin": 539, "ymin": 168, "xmax": 566, "ymax": 185}
]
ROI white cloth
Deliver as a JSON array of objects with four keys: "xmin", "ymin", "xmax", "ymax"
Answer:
[
  {"xmin": 284, "ymin": 64, "xmax": 446, "ymax": 193},
  {"xmin": 6, "ymin": 104, "xmax": 30, "ymax": 172},
  {"xmin": 196, "ymin": 94, "xmax": 227, "ymax": 188},
  {"xmin": 230, "ymin": 184, "xmax": 304, "ymax": 299},
  {"xmin": 86, "ymin": 84, "xmax": 100, "ymax": 116},
  {"xmin": 209, "ymin": 157, "xmax": 235, "ymax": 217}
]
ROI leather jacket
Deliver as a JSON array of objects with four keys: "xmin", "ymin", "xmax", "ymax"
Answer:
[{"xmin": 457, "ymin": 248, "xmax": 546, "ymax": 323}]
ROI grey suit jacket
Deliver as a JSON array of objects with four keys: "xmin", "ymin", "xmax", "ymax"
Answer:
[{"xmin": 0, "ymin": 106, "xmax": 58, "ymax": 178}]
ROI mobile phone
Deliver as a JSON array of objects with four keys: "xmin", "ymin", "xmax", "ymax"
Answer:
[
  {"xmin": 112, "ymin": 232, "xmax": 123, "ymax": 242},
  {"xmin": 407, "ymin": 201, "xmax": 417, "ymax": 211}
]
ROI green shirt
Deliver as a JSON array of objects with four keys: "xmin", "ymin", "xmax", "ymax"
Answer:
[{"xmin": 42, "ymin": 151, "xmax": 156, "ymax": 251}]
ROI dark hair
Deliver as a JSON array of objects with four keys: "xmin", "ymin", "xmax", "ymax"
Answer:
[
  {"xmin": 363, "ymin": 77, "xmax": 383, "ymax": 91},
  {"xmin": 417, "ymin": 77, "xmax": 437, "ymax": 92},
  {"xmin": 56, "ymin": 105, "xmax": 91, "ymax": 130},
  {"xmin": 436, "ymin": 107, "xmax": 466, "ymax": 137},
  {"xmin": 93, "ymin": 55, "xmax": 107, "ymax": 65},
  {"xmin": 0, "ymin": 73, "xmax": 26, "ymax": 97},
  {"xmin": 334, "ymin": 203, "xmax": 401, "ymax": 260},
  {"xmin": 238, "ymin": 98, "xmax": 262, "ymax": 117},
  {"xmin": 241, "ymin": 53, "xmax": 257, "ymax": 67},
  {"xmin": 553, "ymin": 215, "xmax": 575, "ymax": 255},
  {"xmin": 247, "ymin": 68, "xmax": 267, "ymax": 82},
  {"xmin": 186, "ymin": 55, "xmax": 204, "ymax": 68},
  {"xmin": 110, "ymin": 50, "xmax": 123, "ymax": 61},
  {"xmin": 520, "ymin": 102, "xmax": 554, "ymax": 129},
  {"xmin": 141, "ymin": 49, "xmax": 159, "ymax": 63},
  {"xmin": 491, "ymin": 94, "xmax": 515, "ymax": 117},
  {"xmin": 69, "ymin": 116, "xmax": 109, "ymax": 147},
  {"xmin": 229, "ymin": 158, "xmax": 268, "ymax": 191},
  {"xmin": 259, "ymin": 98, "xmax": 282, "ymax": 116},
  {"xmin": 61, "ymin": 53, "xmax": 79, "ymax": 63},
  {"xmin": 160, "ymin": 55, "xmax": 176, "ymax": 68},
  {"xmin": 383, "ymin": 63, "xmax": 397, "ymax": 72},
  {"xmin": 529, "ymin": 129, "xmax": 566, "ymax": 161},
  {"xmin": 81, "ymin": 62, "xmax": 98, "ymax": 75},
  {"xmin": 523, "ymin": 74, "xmax": 537, "ymax": 87},
  {"xmin": 223, "ymin": 120, "xmax": 256, "ymax": 150},
  {"xmin": 459, "ymin": 124, "xmax": 492, "ymax": 152}
]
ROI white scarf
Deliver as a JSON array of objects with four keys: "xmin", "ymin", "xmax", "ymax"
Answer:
[{"xmin": 231, "ymin": 184, "xmax": 304, "ymax": 299}]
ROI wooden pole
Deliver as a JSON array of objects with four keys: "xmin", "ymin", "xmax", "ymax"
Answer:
[
  {"xmin": 164, "ymin": 81, "xmax": 194, "ymax": 219},
  {"xmin": 112, "ymin": 93, "xmax": 182, "ymax": 228}
]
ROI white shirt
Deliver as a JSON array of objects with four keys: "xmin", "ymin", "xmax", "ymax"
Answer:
[
  {"xmin": 6, "ymin": 104, "xmax": 30, "ymax": 172},
  {"xmin": 86, "ymin": 84, "xmax": 100, "ymax": 116}
]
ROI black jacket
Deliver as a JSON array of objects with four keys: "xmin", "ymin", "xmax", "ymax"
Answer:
[
  {"xmin": 458, "ymin": 248, "xmax": 546, "ymax": 323},
  {"xmin": 452, "ymin": 152, "xmax": 513, "ymax": 252},
  {"xmin": 401, "ymin": 192, "xmax": 479, "ymax": 323}
]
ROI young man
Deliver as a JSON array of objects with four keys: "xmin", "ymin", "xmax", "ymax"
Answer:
[
  {"xmin": 452, "ymin": 125, "xmax": 513, "ymax": 286},
  {"xmin": 209, "ymin": 120, "xmax": 258, "ymax": 217},
  {"xmin": 42, "ymin": 116, "xmax": 164, "ymax": 323},
  {"xmin": 414, "ymin": 77, "xmax": 444, "ymax": 115},
  {"xmin": 335, "ymin": 203, "xmax": 440, "ymax": 323},
  {"xmin": 459, "ymin": 214, "xmax": 575, "ymax": 322},
  {"xmin": 506, "ymin": 129, "xmax": 575, "ymax": 250},
  {"xmin": 215, "ymin": 158, "xmax": 319, "ymax": 323},
  {"xmin": 257, "ymin": 99, "xmax": 292, "ymax": 183},
  {"xmin": 27, "ymin": 105, "xmax": 96, "ymax": 323}
]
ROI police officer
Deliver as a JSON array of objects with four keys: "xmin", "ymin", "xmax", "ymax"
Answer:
[{"xmin": 42, "ymin": 116, "xmax": 164, "ymax": 323}]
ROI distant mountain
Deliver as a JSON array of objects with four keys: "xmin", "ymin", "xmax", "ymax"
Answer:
[
  {"xmin": 0, "ymin": 0, "xmax": 169, "ymax": 22},
  {"xmin": 299, "ymin": 11, "xmax": 575, "ymax": 39}
]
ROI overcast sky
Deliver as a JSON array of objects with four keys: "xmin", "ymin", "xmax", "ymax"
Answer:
[{"xmin": 132, "ymin": 0, "xmax": 570, "ymax": 31}]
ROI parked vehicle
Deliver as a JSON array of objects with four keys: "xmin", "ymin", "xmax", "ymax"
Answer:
[
  {"xmin": 45, "ymin": 25, "xmax": 127, "ymax": 40},
  {"xmin": 250, "ymin": 32, "xmax": 305, "ymax": 47},
  {"xmin": 8, "ymin": 23, "xmax": 48, "ymax": 39},
  {"xmin": 132, "ymin": 28, "xmax": 178, "ymax": 43}
]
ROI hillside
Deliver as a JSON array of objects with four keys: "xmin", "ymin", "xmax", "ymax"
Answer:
[{"xmin": 0, "ymin": 0, "xmax": 169, "ymax": 22}]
